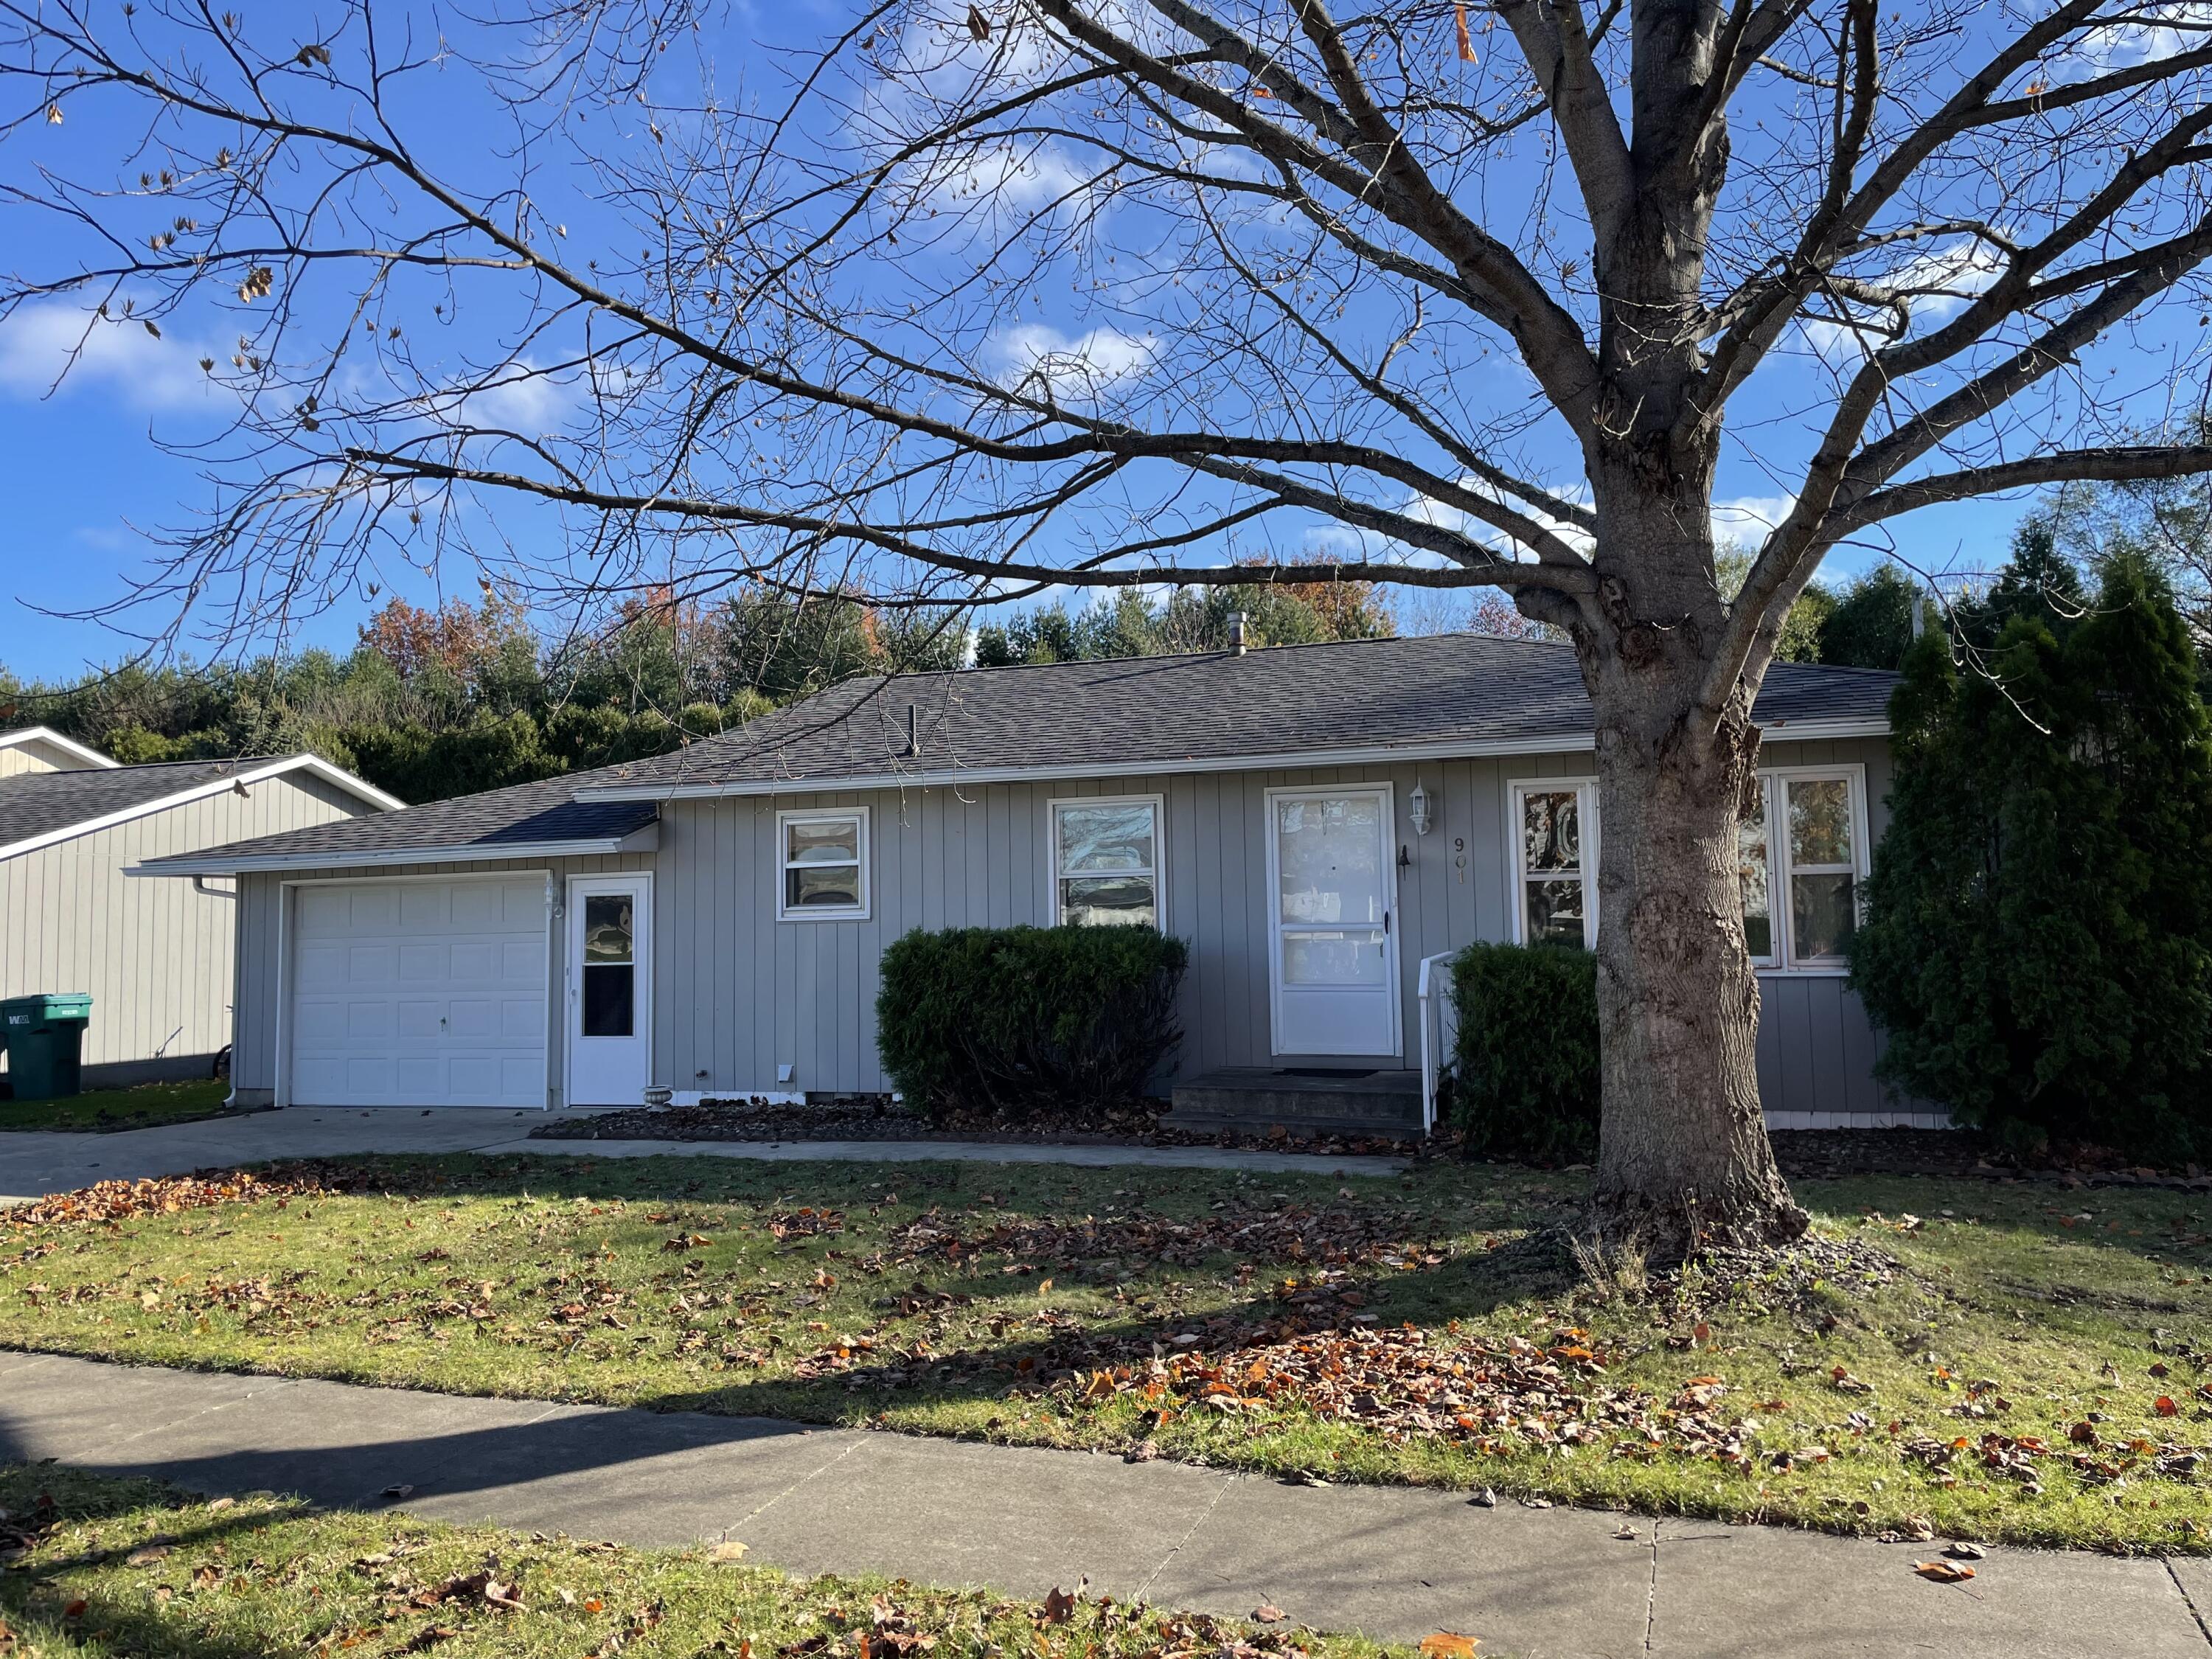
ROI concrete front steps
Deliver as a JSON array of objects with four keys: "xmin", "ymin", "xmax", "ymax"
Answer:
[{"xmin": 1163, "ymin": 1066, "xmax": 1424, "ymax": 1138}]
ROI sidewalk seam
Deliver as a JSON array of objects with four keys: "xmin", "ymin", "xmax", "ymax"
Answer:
[
  {"xmin": 1643, "ymin": 1519, "xmax": 1658, "ymax": 1654},
  {"xmin": 111, "ymin": 1377, "xmax": 293, "ymax": 1451},
  {"xmin": 1132, "ymin": 1472, "xmax": 1235, "ymax": 1603},
  {"xmin": 728, "ymin": 1435, "xmax": 870, "ymax": 1534},
  {"xmin": 2166, "ymin": 1558, "xmax": 2212, "ymax": 1650}
]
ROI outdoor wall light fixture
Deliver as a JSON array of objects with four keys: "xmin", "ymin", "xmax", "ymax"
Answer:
[{"xmin": 1408, "ymin": 782, "xmax": 1433, "ymax": 836}]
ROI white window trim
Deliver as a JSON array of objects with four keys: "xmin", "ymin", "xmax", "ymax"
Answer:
[
  {"xmin": 1506, "ymin": 777, "xmax": 1600, "ymax": 950},
  {"xmin": 1756, "ymin": 762, "xmax": 1871, "ymax": 975},
  {"xmin": 1045, "ymin": 793, "xmax": 1166, "ymax": 930},
  {"xmin": 776, "ymin": 805, "xmax": 872, "ymax": 922}
]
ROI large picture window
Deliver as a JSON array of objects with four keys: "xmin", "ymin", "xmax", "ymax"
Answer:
[
  {"xmin": 1509, "ymin": 781, "xmax": 1597, "ymax": 948},
  {"xmin": 776, "ymin": 808, "xmax": 869, "ymax": 920},
  {"xmin": 1048, "ymin": 796, "xmax": 1163, "ymax": 927},
  {"xmin": 1514, "ymin": 768, "xmax": 1866, "ymax": 969}
]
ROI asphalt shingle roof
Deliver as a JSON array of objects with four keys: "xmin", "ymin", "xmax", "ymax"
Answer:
[
  {"xmin": 133, "ymin": 768, "xmax": 658, "ymax": 870},
  {"xmin": 577, "ymin": 633, "xmax": 1899, "ymax": 797},
  {"xmin": 0, "ymin": 758, "xmax": 279, "ymax": 852}
]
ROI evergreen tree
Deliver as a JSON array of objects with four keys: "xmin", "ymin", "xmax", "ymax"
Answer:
[
  {"xmin": 1852, "ymin": 551, "xmax": 2212, "ymax": 1159},
  {"xmin": 1816, "ymin": 564, "xmax": 1929, "ymax": 669}
]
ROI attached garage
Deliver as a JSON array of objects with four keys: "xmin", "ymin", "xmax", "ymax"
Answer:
[{"xmin": 286, "ymin": 876, "xmax": 551, "ymax": 1107}]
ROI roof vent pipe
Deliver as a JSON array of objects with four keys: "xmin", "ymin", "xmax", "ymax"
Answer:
[
  {"xmin": 904, "ymin": 703, "xmax": 918, "ymax": 757},
  {"xmin": 1228, "ymin": 611, "xmax": 1248, "ymax": 655}
]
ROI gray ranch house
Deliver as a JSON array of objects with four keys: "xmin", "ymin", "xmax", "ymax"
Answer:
[{"xmin": 139, "ymin": 634, "xmax": 1920, "ymax": 1130}]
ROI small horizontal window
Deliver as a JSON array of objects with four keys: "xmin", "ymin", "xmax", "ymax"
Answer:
[{"xmin": 778, "ymin": 810, "xmax": 869, "ymax": 920}]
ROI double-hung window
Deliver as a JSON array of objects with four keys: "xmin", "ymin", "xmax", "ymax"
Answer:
[
  {"xmin": 776, "ymin": 807, "xmax": 869, "ymax": 919},
  {"xmin": 1048, "ymin": 796, "xmax": 1163, "ymax": 928},
  {"xmin": 1509, "ymin": 780, "xmax": 1598, "ymax": 949},
  {"xmin": 1737, "ymin": 768, "xmax": 1868, "ymax": 969}
]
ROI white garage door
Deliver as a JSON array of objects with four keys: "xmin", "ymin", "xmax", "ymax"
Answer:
[{"xmin": 288, "ymin": 877, "xmax": 549, "ymax": 1107}]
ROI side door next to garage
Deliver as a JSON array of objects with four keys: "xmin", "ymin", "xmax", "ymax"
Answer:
[{"xmin": 287, "ymin": 876, "xmax": 549, "ymax": 1107}]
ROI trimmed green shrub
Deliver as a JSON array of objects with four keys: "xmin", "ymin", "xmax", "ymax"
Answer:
[
  {"xmin": 1448, "ymin": 941, "xmax": 1600, "ymax": 1161},
  {"xmin": 876, "ymin": 925, "xmax": 1189, "ymax": 1122}
]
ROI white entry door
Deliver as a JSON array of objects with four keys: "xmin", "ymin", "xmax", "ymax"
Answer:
[
  {"xmin": 1267, "ymin": 787, "xmax": 1401, "ymax": 1056},
  {"xmin": 567, "ymin": 874, "xmax": 652, "ymax": 1107}
]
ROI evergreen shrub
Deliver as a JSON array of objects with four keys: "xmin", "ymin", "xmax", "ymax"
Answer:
[
  {"xmin": 1448, "ymin": 941, "xmax": 1601, "ymax": 1161},
  {"xmin": 1853, "ymin": 546, "xmax": 2212, "ymax": 1161},
  {"xmin": 876, "ymin": 925, "xmax": 1189, "ymax": 1122}
]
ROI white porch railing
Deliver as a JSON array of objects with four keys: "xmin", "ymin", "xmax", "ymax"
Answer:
[{"xmin": 1415, "ymin": 950, "xmax": 1459, "ymax": 1135}]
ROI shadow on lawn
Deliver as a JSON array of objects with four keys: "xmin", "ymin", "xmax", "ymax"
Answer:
[{"xmin": 0, "ymin": 1470, "xmax": 321, "ymax": 1659}]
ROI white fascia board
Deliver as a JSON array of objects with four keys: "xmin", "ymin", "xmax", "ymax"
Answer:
[
  {"xmin": 288, "ymin": 754, "xmax": 408, "ymax": 813},
  {"xmin": 1, "ymin": 754, "xmax": 400, "ymax": 864},
  {"xmin": 573, "ymin": 718, "xmax": 1890, "ymax": 802},
  {"xmin": 129, "ymin": 821, "xmax": 657, "ymax": 878},
  {"xmin": 0, "ymin": 726, "xmax": 119, "ymax": 769}
]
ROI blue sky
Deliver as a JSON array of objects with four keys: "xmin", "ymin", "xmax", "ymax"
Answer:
[{"xmin": 0, "ymin": 4, "xmax": 2119, "ymax": 684}]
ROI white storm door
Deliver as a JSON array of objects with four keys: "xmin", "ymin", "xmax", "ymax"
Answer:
[
  {"xmin": 288, "ymin": 877, "xmax": 549, "ymax": 1107},
  {"xmin": 1267, "ymin": 787, "xmax": 1401, "ymax": 1056},
  {"xmin": 567, "ymin": 874, "xmax": 652, "ymax": 1107}
]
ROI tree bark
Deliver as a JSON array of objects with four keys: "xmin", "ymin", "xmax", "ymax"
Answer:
[{"xmin": 1576, "ymin": 582, "xmax": 1809, "ymax": 1259}]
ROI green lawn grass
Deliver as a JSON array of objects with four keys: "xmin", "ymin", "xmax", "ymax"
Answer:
[
  {"xmin": 0, "ymin": 1465, "xmax": 1390, "ymax": 1659},
  {"xmin": 4, "ymin": 1152, "xmax": 2209, "ymax": 1552},
  {"xmin": 0, "ymin": 1078, "xmax": 232, "ymax": 1133}
]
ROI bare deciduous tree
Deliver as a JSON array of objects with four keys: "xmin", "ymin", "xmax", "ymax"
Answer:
[{"xmin": 8, "ymin": 0, "xmax": 2212, "ymax": 1251}]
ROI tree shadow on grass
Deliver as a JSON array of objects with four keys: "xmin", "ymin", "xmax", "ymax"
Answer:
[{"xmin": 0, "ymin": 1471, "xmax": 319, "ymax": 1659}]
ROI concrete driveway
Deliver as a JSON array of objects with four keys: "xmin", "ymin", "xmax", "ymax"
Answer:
[{"xmin": 0, "ymin": 1107, "xmax": 566, "ymax": 1203}]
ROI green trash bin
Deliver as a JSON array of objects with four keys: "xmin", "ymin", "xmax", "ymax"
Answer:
[{"xmin": 1, "ymin": 992, "xmax": 93, "ymax": 1101}]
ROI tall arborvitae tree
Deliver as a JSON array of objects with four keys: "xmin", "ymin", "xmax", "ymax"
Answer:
[{"xmin": 1853, "ymin": 551, "xmax": 2212, "ymax": 1159}]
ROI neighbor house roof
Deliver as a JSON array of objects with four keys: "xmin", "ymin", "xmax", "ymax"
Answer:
[
  {"xmin": 0, "ymin": 754, "xmax": 403, "ymax": 863},
  {"xmin": 574, "ymin": 633, "xmax": 1900, "ymax": 801},
  {"xmin": 0, "ymin": 726, "xmax": 120, "ymax": 771},
  {"xmin": 133, "ymin": 768, "xmax": 659, "ymax": 876}
]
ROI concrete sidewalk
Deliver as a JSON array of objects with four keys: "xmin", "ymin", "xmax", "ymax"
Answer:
[
  {"xmin": 1, "ymin": 1352, "xmax": 2203, "ymax": 1658},
  {"xmin": 0, "ymin": 1107, "xmax": 1406, "ymax": 1203}
]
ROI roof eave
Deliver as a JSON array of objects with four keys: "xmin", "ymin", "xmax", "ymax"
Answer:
[
  {"xmin": 571, "ymin": 717, "xmax": 1891, "ymax": 802},
  {"xmin": 0, "ymin": 726, "xmax": 120, "ymax": 770},
  {"xmin": 131, "ymin": 819, "xmax": 658, "ymax": 878},
  {"xmin": 0, "ymin": 753, "xmax": 403, "ymax": 863}
]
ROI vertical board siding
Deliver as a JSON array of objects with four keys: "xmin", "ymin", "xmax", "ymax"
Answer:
[
  {"xmin": 1, "ymin": 771, "xmax": 374, "ymax": 1084},
  {"xmin": 647, "ymin": 738, "xmax": 1908, "ymax": 1122}
]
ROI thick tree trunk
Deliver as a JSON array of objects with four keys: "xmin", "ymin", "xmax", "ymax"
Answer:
[{"xmin": 1580, "ymin": 649, "xmax": 1809, "ymax": 1259}]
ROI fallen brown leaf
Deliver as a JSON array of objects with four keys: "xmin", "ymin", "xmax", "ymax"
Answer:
[
  {"xmin": 1914, "ymin": 1561, "xmax": 1975, "ymax": 1583},
  {"xmin": 1419, "ymin": 1633, "xmax": 1480, "ymax": 1658}
]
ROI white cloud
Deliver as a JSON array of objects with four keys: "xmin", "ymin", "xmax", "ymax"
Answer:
[
  {"xmin": 2066, "ymin": 4, "xmax": 2212, "ymax": 73},
  {"xmin": 0, "ymin": 298, "xmax": 225, "ymax": 411},
  {"xmin": 987, "ymin": 322, "xmax": 1156, "ymax": 400},
  {"xmin": 916, "ymin": 142, "xmax": 1097, "ymax": 212},
  {"xmin": 1801, "ymin": 239, "xmax": 2006, "ymax": 359},
  {"xmin": 1711, "ymin": 495, "xmax": 1797, "ymax": 546},
  {"xmin": 420, "ymin": 359, "xmax": 577, "ymax": 434}
]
